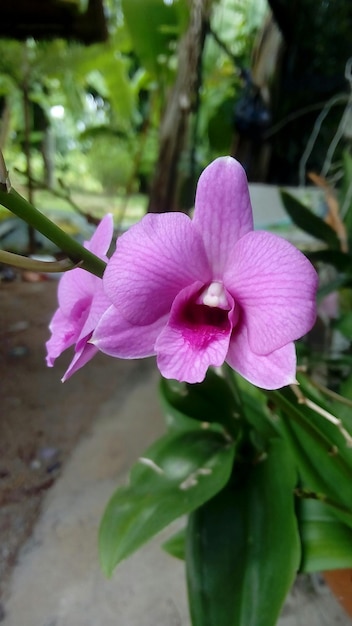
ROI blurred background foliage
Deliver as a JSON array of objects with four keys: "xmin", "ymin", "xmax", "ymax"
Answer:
[
  {"xmin": 0, "ymin": 0, "xmax": 351, "ymax": 241},
  {"xmin": 0, "ymin": 0, "xmax": 265, "ymax": 228}
]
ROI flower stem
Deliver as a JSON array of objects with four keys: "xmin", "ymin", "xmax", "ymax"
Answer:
[
  {"xmin": 0, "ymin": 187, "xmax": 106, "ymax": 278},
  {"xmin": 0, "ymin": 249, "xmax": 79, "ymax": 273}
]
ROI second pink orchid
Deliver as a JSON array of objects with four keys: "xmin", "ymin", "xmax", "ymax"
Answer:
[{"xmin": 46, "ymin": 214, "xmax": 113, "ymax": 381}]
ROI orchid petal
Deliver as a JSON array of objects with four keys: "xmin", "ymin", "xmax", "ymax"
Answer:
[
  {"xmin": 155, "ymin": 282, "xmax": 234, "ymax": 383},
  {"xmin": 46, "ymin": 309, "xmax": 78, "ymax": 366},
  {"xmin": 224, "ymin": 231, "xmax": 318, "ymax": 355},
  {"xmin": 46, "ymin": 215, "xmax": 115, "ymax": 380},
  {"xmin": 85, "ymin": 213, "xmax": 114, "ymax": 256},
  {"xmin": 92, "ymin": 305, "xmax": 167, "ymax": 358},
  {"xmin": 62, "ymin": 342, "xmax": 99, "ymax": 382},
  {"xmin": 227, "ymin": 322, "xmax": 297, "ymax": 389},
  {"xmin": 193, "ymin": 157, "xmax": 253, "ymax": 276},
  {"xmin": 58, "ymin": 215, "xmax": 113, "ymax": 318},
  {"xmin": 58, "ymin": 267, "xmax": 96, "ymax": 318},
  {"xmin": 77, "ymin": 287, "xmax": 112, "ymax": 343},
  {"xmin": 104, "ymin": 213, "xmax": 211, "ymax": 325}
]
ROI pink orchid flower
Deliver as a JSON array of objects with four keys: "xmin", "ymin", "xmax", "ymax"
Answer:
[
  {"xmin": 46, "ymin": 214, "xmax": 113, "ymax": 381},
  {"xmin": 93, "ymin": 157, "xmax": 318, "ymax": 389}
]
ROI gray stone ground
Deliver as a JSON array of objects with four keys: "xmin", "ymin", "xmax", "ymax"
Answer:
[{"xmin": 2, "ymin": 185, "xmax": 352, "ymax": 625}]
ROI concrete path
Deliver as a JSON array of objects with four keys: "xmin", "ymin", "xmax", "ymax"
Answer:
[
  {"xmin": 2, "ymin": 363, "xmax": 351, "ymax": 626},
  {"xmin": 3, "ymin": 365, "xmax": 189, "ymax": 626}
]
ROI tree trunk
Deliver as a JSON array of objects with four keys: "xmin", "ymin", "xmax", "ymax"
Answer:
[
  {"xmin": 147, "ymin": 0, "xmax": 211, "ymax": 214},
  {"xmin": 22, "ymin": 43, "xmax": 36, "ymax": 254},
  {"xmin": 0, "ymin": 98, "xmax": 11, "ymax": 150},
  {"xmin": 42, "ymin": 126, "xmax": 55, "ymax": 189}
]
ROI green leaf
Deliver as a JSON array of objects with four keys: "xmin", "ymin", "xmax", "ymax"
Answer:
[
  {"xmin": 99, "ymin": 429, "xmax": 235, "ymax": 576},
  {"xmin": 341, "ymin": 151, "xmax": 352, "ymax": 234},
  {"xmin": 298, "ymin": 498, "xmax": 352, "ymax": 573},
  {"xmin": 121, "ymin": 0, "xmax": 188, "ymax": 78},
  {"xmin": 280, "ymin": 190, "xmax": 340, "ymax": 248},
  {"xmin": 160, "ymin": 369, "xmax": 241, "ymax": 436},
  {"xmin": 234, "ymin": 374, "xmax": 281, "ymax": 441},
  {"xmin": 307, "ymin": 248, "xmax": 352, "ymax": 272},
  {"xmin": 162, "ymin": 527, "xmax": 186, "ymax": 560},
  {"xmin": 86, "ymin": 48, "xmax": 134, "ymax": 124},
  {"xmin": 186, "ymin": 439, "xmax": 300, "ymax": 626},
  {"xmin": 207, "ymin": 98, "xmax": 235, "ymax": 152},
  {"xmin": 271, "ymin": 388, "xmax": 352, "ymax": 526},
  {"xmin": 331, "ymin": 374, "xmax": 352, "ymax": 434}
]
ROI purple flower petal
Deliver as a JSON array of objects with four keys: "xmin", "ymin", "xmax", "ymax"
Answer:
[
  {"xmin": 104, "ymin": 213, "xmax": 211, "ymax": 326},
  {"xmin": 46, "ymin": 215, "xmax": 114, "ymax": 377},
  {"xmin": 58, "ymin": 215, "xmax": 113, "ymax": 319},
  {"xmin": 193, "ymin": 157, "xmax": 253, "ymax": 276},
  {"xmin": 77, "ymin": 287, "xmax": 112, "ymax": 343},
  {"xmin": 62, "ymin": 342, "xmax": 99, "ymax": 382},
  {"xmin": 46, "ymin": 309, "xmax": 78, "ymax": 366},
  {"xmin": 86, "ymin": 213, "xmax": 114, "ymax": 256},
  {"xmin": 57, "ymin": 267, "xmax": 96, "ymax": 319},
  {"xmin": 47, "ymin": 159, "xmax": 318, "ymax": 390},
  {"xmin": 224, "ymin": 230, "xmax": 318, "ymax": 355},
  {"xmin": 92, "ymin": 305, "xmax": 167, "ymax": 358},
  {"xmin": 227, "ymin": 322, "xmax": 297, "ymax": 389},
  {"xmin": 155, "ymin": 282, "xmax": 235, "ymax": 383}
]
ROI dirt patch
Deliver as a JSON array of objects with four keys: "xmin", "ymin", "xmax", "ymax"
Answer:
[{"xmin": 0, "ymin": 275, "xmax": 145, "ymax": 602}]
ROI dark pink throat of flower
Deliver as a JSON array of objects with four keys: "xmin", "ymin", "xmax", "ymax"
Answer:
[{"xmin": 177, "ymin": 281, "xmax": 236, "ymax": 349}]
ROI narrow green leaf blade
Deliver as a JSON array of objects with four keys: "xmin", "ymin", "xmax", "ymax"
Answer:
[
  {"xmin": 299, "ymin": 499, "xmax": 352, "ymax": 573},
  {"xmin": 271, "ymin": 388, "xmax": 352, "ymax": 526},
  {"xmin": 99, "ymin": 429, "xmax": 235, "ymax": 576},
  {"xmin": 341, "ymin": 150, "xmax": 352, "ymax": 233},
  {"xmin": 160, "ymin": 369, "xmax": 241, "ymax": 435},
  {"xmin": 162, "ymin": 527, "xmax": 186, "ymax": 560},
  {"xmin": 307, "ymin": 249, "xmax": 352, "ymax": 272},
  {"xmin": 186, "ymin": 439, "xmax": 300, "ymax": 626},
  {"xmin": 280, "ymin": 190, "xmax": 340, "ymax": 248}
]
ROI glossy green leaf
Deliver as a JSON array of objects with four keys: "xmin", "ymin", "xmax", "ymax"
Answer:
[
  {"xmin": 281, "ymin": 379, "xmax": 352, "ymax": 472},
  {"xmin": 162, "ymin": 527, "xmax": 186, "ymax": 560},
  {"xmin": 280, "ymin": 190, "xmax": 340, "ymax": 248},
  {"xmin": 99, "ymin": 429, "xmax": 235, "ymax": 576},
  {"xmin": 234, "ymin": 374, "xmax": 280, "ymax": 441},
  {"xmin": 160, "ymin": 370, "xmax": 241, "ymax": 436},
  {"xmin": 298, "ymin": 498, "xmax": 352, "ymax": 573},
  {"xmin": 186, "ymin": 439, "xmax": 300, "ymax": 626},
  {"xmin": 271, "ymin": 388, "xmax": 352, "ymax": 526}
]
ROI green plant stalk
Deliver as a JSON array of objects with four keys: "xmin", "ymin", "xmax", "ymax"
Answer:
[
  {"xmin": 0, "ymin": 249, "xmax": 79, "ymax": 273},
  {"xmin": 0, "ymin": 188, "xmax": 106, "ymax": 278}
]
